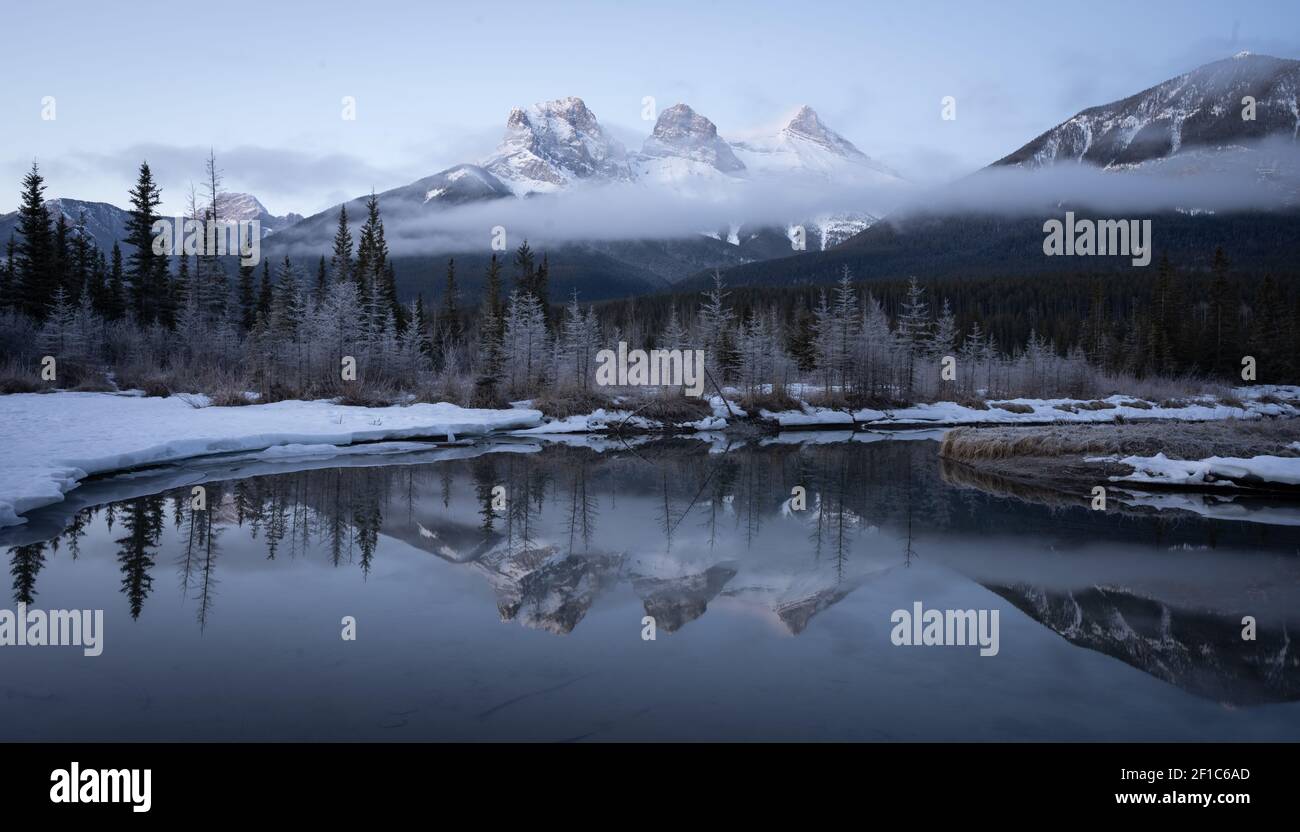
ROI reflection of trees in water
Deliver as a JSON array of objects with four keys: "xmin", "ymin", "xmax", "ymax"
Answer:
[
  {"xmin": 472, "ymin": 456, "xmax": 498, "ymax": 537},
  {"xmin": 117, "ymin": 496, "xmax": 163, "ymax": 619},
  {"xmin": 10, "ymin": 542, "xmax": 46, "ymax": 605},
  {"xmin": 566, "ymin": 459, "xmax": 598, "ymax": 556},
  {"xmin": 6, "ymin": 438, "xmax": 1300, "ymax": 700},
  {"xmin": 0, "ymin": 439, "xmax": 1031, "ymax": 626}
]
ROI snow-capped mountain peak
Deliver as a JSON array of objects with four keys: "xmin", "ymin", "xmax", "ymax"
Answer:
[
  {"xmin": 995, "ymin": 53, "xmax": 1300, "ymax": 169},
  {"xmin": 213, "ymin": 192, "xmax": 269, "ymax": 222},
  {"xmin": 781, "ymin": 105, "xmax": 862, "ymax": 158},
  {"xmin": 641, "ymin": 103, "xmax": 745, "ymax": 173},
  {"xmin": 730, "ymin": 105, "xmax": 903, "ymax": 183},
  {"xmin": 484, "ymin": 96, "xmax": 631, "ymax": 194},
  {"xmin": 211, "ymin": 192, "xmax": 302, "ymax": 235}
]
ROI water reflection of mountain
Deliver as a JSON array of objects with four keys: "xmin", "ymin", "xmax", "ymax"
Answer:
[
  {"xmin": 8, "ymin": 437, "xmax": 1300, "ymax": 702},
  {"xmin": 634, "ymin": 565, "xmax": 738, "ymax": 633},
  {"xmin": 987, "ymin": 583, "xmax": 1300, "ymax": 705}
]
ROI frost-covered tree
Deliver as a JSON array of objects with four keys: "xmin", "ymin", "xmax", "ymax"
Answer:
[
  {"xmin": 896, "ymin": 277, "xmax": 932, "ymax": 398},
  {"xmin": 698, "ymin": 271, "xmax": 734, "ymax": 381},
  {"xmin": 39, "ymin": 286, "xmax": 80, "ymax": 359},
  {"xmin": 502, "ymin": 289, "xmax": 548, "ymax": 394},
  {"xmin": 559, "ymin": 291, "xmax": 599, "ymax": 390},
  {"xmin": 661, "ymin": 306, "xmax": 687, "ymax": 351}
]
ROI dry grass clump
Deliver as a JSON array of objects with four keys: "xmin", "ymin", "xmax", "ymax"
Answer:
[
  {"xmin": 336, "ymin": 384, "xmax": 400, "ymax": 408},
  {"xmin": 0, "ymin": 366, "xmax": 41, "ymax": 394},
  {"xmin": 940, "ymin": 426, "xmax": 1117, "ymax": 461},
  {"xmin": 740, "ymin": 388, "xmax": 800, "ymax": 413},
  {"xmin": 990, "ymin": 401, "xmax": 1034, "ymax": 413},
  {"xmin": 532, "ymin": 387, "xmax": 616, "ymax": 419},
  {"xmin": 0, "ymin": 359, "xmax": 110, "ymax": 393},
  {"xmin": 633, "ymin": 390, "xmax": 714, "ymax": 423},
  {"xmin": 952, "ymin": 395, "xmax": 990, "ymax": 411}
]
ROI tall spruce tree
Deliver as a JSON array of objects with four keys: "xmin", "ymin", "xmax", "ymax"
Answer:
[
  {"xmin": 257, "ymin": 260, "xmax": 273, "ymax": 322},
  {"xmin": 105, "ymin": 243, "xmax": 126, "ymax": 322},
  {"xmin": 15, "ymin": 162, "xmax": 55, "ymax": 320},
  {"xmin": 237, "ymin": 260, "xmax": 256, "ymax": 332},
  {"xmin": 439, "ymin": 258, "xmax": 461, "ymax": 341},
  {"xmin": 0, "ymin": 233, "xmax": 17, "ymax": 311},
  {"xmin": 124, "ymin": 161, "xmax": 164, "ymax": 325},
  {"xmin": 330, "ymin": 204, "xmax": 353, "ymax": 284},
  {"xmin": 70, "ymin": 210, "xmax": 93, "ymax": 301},
  {"xmin": 1209, "ymin": 247, "xmax": 1234, "ymax": 375},
  {"xmin": 513, "ymin": 240, "xmax": 535, "ymax": 296}
]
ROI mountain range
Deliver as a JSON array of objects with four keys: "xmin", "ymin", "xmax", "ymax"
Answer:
[
  {"xmin": 257, "ymin": 97, "xmax": 895, "ymax": 299},
  {"xmin": 696, "ymin": 52, "xmax": 1300, "ymax": 291},
  {"xmin": 0, "ymin": 192, "xmax": 301, "ymax": 256},
  {"xmin": 4, "ymin": 53, "xmax": 1298, "ymax": 298}
]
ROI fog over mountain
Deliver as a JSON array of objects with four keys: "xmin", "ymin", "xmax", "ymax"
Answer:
[{"xmin": 6, "ymin": 53, "xmax": 1298, "ymax": 299}]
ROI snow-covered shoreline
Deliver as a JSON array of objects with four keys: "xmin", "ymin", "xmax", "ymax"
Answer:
[
  {"xmin": 0, "ymin": 392, "xmax": 542, "ymax": 529},
  {"xmin": 760, "ymin": 387, "xmax": 1300, "ymax": 429},
  {"xmin": 1090, "ymin": 452, "xmax": 1300, "ymax": 490},
  {"xmin": 3, "ymin": 386, "xmax": 1298, "ymax": 531}
]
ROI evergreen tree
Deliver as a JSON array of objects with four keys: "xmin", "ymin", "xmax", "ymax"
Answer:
[
  {"xmin": 382, "ymin": 260, "xmax": 404, "ymax": 330},
  {"xmin": 896, "ymin": 277, "xmax": 932, "ymax": 397},
  {"xmin": 0, "ymin": 233, "xmax": 15, "ymax": 311},
  {"xmin": 257, "ymin": 260, "xmax": 273, "ymax": 322},
  {"xmin": 69, "ymin": 211, "xmax": 93, "ymax": 302},
  {"xmin": 354, "ymin": 193, "xmax": 378, "ymax": 301},
  {"xmin": 39, "ymin": 286, "xmax": 80, "ymax": 360},
  {"xmin": 559, "ymin": 290, "xmax": 600, "ymax": 389},
  {"xmin": 1253, "ymin": 274, "xmax": 1291, "ymax": 381},
  {"xmin": 501, "ymin": 289, "xmax": 547, "ymax": 393},
  {"xmin": 105, "ymin": 242, "xmax": 126, "ymax": 321},
  {"xmin": 85, "ymin": 247, "xmax": 107, "ymax": 317},
  {"xmin": 237, "ymin": 260, "xmax": 256, "ymax": 332},
  {"xmin": 699, "ymin": 271, "xmax": 735, "ymax": 381},
  {"xmin": 124, "ymin": 161, "xmax": 164, "ymax": 325},
  {"xmin": 15, "ymin": 162, "xmax": 55, "ymax": 320},
  {"xmin": 156, "ymin": 255, "xmax": 176, "ymax": 330},
  {"xmin": 1209, "ymin": 247, "xmax": 1234, "ymax": 375},
  {"xmin": 474, "ymin": 255, "xmax": 507, "ymax": 405},
  {"xmin": 51, "ymin": 213, "xmax": 70, "ymax": 299},
  {"xmin": 272, "ymin": 255, "xmax": 303, "ymax": 340},
  {"xmin": 330, "ymin": 204, "xmax": 353, "ymax": 284},
  {"xmin": 438, "ymin": 258, "xmax": 462, "ymax": 341},
  {"xmin": 933, "ymin": 298, "xmax": 957, "ymax": 358},
  {"xmin": 413, "ymin": 294, "xmax": 433, "ymax": 357},
  {"xmin": 535, "ymin": 253, "xmax": 551, "ymax": 326},
  {"xmin": 513, "ymin": 240, "xmax": 535, "ymax": 296},
  {"xmin": 484, "ymin": 254, "xmax": 504, "ymax": 320},
  {"xmin": 1148, "ymin": 253, "xmax": 1180, "ymax": 375},
  {"xmin": 661, "ymin": 306, "xmax": 686, "ymax": 351}
]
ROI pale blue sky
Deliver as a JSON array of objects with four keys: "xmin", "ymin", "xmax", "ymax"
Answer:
[{"xmin": 2, "ymin": 0, "xmax": 1298, "ymax": 215}]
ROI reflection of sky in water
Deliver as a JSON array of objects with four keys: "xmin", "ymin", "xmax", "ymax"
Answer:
[{"xmin": 2, "ymin": 437, "xmax": 1299, "ymax": 741}]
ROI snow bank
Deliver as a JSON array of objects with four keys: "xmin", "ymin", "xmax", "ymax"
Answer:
[
  {"xmin": 511, "ymin": 407, "xmax": 727, "ymax": 435},
  {"xmin": 1090, "ymin": 452, "xmax": 1300, "ymax": 489},
  {"xmin": 0, "ymin": 392, "xmax": 542, "ymax": 528},
  {"xmin": 761, "ymin": 387, "xmax": 1300, "ymax": 429}
]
